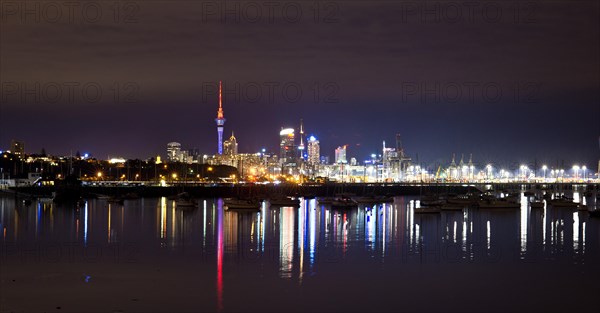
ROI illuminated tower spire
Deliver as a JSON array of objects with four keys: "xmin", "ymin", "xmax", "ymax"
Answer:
[
  {"xmin": 215, "ymin": 81, "xmax": 226, "ymax": 154},
  {"xmin": 298, "ymin": 118, "xmax": 305, "ymax": 152}
]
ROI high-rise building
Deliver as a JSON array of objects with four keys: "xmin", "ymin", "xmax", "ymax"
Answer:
[
  {"xmin": 223, "ymin": 132, "xmax": 238, "ymax": 156},
  {"xmin": 307, "ymin": 135, "xmax": 320, "ymax": 165},
  {"xmin": 335, "ymin": 146, "xmax": 347, "ymax": 164},
  {"xmin": 167, "ymin": 142, "xmax": 181, "ymax": 162},
  {"xmin": 279, "ymin": 128, "xmax": 296, "ymax": 167},
  {"xmin": 215, "ymin": 81, "xmax": 226, "ymax": 155},
  {"xmin": 10, "ymin": 140, "xmax": 24, "ymax": 158}
]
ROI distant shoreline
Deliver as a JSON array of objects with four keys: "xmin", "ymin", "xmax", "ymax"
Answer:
[{"xmin": 5, "ymin": 182, "xmax": 599, "ymax": 198}]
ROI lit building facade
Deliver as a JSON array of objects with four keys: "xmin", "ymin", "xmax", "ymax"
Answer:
[
  {"xmin": 167, "ymin": 142, "xmax": 182, "ymax": 162},
  {"xmin": 307, "ymin": 136, "xmax": 320, "ymax": 165},
  {"xmin": 335, "ymin": 146, "xmax": 347, "ymax": 164},
  {"xmin": 10, "ymin": 140, "xmax": 24, "ymax": 159},
  {"xmin": 279, "ymin": 128, "xmax": 296, "ymax": 172},
  {"xmin": 223, "ymin": 132, "xmax": 238, "ymax": 156}
]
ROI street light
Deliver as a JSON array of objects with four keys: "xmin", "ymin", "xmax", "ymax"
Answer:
[
  {"xmin": 573, "ymin": 165, "xmax": 580, "ymax": 180},
  {"xmin": 582, "ymin": 166, "xmax": 587, "ymax": 180},
  {"xmin": 542, "ymin": 165, "xmax": 547, "ymax": 180}
]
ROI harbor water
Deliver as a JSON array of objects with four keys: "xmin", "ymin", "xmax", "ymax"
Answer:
[{"xmin": 1, "ymin": 194, "xmax": 599, "ymax": 312}]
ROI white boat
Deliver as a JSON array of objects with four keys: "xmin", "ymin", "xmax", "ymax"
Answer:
[
  {"xmin": 318, "ymin": 197, "xmax": 335, "ymax": 205},
  {"xmin": 331, "ymin": 198, "xmax": 358, "ymax": 209},
  {"xmin": 175, "ymin": 192, "xmax": 197, "ymax": 208},
  {"xmin": 440, "ymin": 203, "xmax": 464, "ymax": 211},
  {"xmin": 356, "ymin": 195, "xmax": 394, "ymax": 204},
  {"xmin": 577, "ymin": 204, "xmax": 589, "ymax": 211},
  {"xmin": 548, "ymin": 199, "xmax": 579, "ymax": 208},
  {"xmin": 414, "ymin": 207, "xmax": 441, "ymax": 214},
  {"xmin": 176, "ymin": 199, "xmax": 197, "ymax": 208},
  {"xmin": 224, "ymin": 198, "xmax": 261, "ymax": 210},
  {"xmin": 269, "ymin": 196, "xmax": 300, "ymax": 207},
  {"xmin": 478, "ymin": 199, "xmax": 520, "ymax": 209},
  {"xmin": 530, "ymin": 200, "xmax": 544, "ymax": 209}
]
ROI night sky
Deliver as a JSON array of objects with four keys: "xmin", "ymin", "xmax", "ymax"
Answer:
[{"xmin": 1, "ymin": 1, "xmax": 599, "ymax": 169}]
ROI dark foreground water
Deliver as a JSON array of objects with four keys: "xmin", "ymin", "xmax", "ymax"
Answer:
[{"xmin": 1, "ymin": 194, "xmax": 599, "ymax": 312}]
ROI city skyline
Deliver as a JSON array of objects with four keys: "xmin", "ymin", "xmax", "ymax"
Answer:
[{"xmin": 1, "ymin": 3, "xmax": 598, "ymax": 165}]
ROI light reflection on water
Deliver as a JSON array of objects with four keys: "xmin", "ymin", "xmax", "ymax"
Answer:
[{"xmin": 1, "ymin": 194, "xmax": 600, "ymax": 311}]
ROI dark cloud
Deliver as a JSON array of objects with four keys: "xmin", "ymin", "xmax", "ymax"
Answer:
[{"xmin": 0, "ymin": 0, "xmax": 598, "ymax": 167}]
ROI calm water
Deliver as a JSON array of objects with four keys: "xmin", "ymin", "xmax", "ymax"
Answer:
[{"xmin": 1, "ymin": 194, "xmax": 599, "ymax": 312}]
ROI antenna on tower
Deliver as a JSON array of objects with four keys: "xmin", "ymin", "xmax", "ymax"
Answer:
[
  {"xmin": 396, "ymin": 133, "xmax": 404, "ymax": 157},
  {"xmin": 298, "ymin": 118, "xmax": 305, "ymax": 151}
]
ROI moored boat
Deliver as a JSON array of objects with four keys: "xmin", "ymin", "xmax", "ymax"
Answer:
[
  {"xmin": 175, "ymin": 192, "xmax": 197, "ymax": 208},
  {"xmin": 548, "ymin": 198, "xmax": 579, "ymax": 208},
  {"xmin": 269, "ymin": 196, "xmax": 300, "ymax": 207},
  {"xmin": 414, "ymin": 206, "xmax": 441, "ymax": 214},
  {"xmin": 224, "ymin": 198, "xmax": 261, "ymax": 210},
  {"xmin": 477, "ymin": 199, "xmax": 520, "ymax": 209},
  {"xmin": 440, "ymin": 203, "xmax": 464, "ymax": 211},
  {"xmin": 530, "ymin": 200, "xmax": 544, "ymax": 209},
  {"xmin": 331, "ymin": 198, "xmax": 358, "ymax": 209},
  {"xmin": 318, "ymin": 197, "xmax": 335, "ymax": 205}
]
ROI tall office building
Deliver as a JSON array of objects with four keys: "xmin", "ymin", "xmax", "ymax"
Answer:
[
  {"xmin": 279, "ymin": 128, "xmax": 296, "ymax": 166},
  {"xmin": 307, "ymin": 135, "xmax": 320, "ymax": 165},
  {"xmin": 10, "ymin": 140, "xmax": 24, "ymax": 158},
  {"xmin": 215, "ymin": 81, "xmax": 226, "ymax": 155},
  {"xmin": 167, "ymin": 142, "xmax": 182, "ymax": 162},
  {"xmin": 335, "ymin": 146, "xmax": 347, "ymax": 164},
  {"xmin": 223, "ymin": 132, "xmax": 238, "ymax": 156}
]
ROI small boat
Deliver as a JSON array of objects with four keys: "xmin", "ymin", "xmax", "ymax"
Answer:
[
  {"xmin": 318, "ymin": 197, "xmax": 335, "ymax": 205},
  {"xmin": 123, "ymin": 192, "xmax": 141, "ymax": 200},
  {"xmin": 440, "ymin": 203, "xmax": 464, "ymax": 211},
  {"xmin": 175, "ymin": 192, "xmax": 197, "ymax": 208},
  {"xmin": 224, "ymin": 198, "xmax": 261, "ymax": 210},
  {"xmin": 577, "ymin": 204, "xmax": 589, "ymax": 211},
  {"xmin": 446, "ymin": 195, "xmax": 477, "ymax": 206},
  {"xmin": 530, "ymin": 200, "xmax": 544, "ymax": 209},
  {"xmin": 331, "ymin": 198, "xmax": 358, "ymax": 209},
  {"xmin": 108, "ymin": 197, "xmax": 125, "ymax": 205},
  {"xmin": 548, "ymin": 198, "xmax": 579, "ymax": 208},
  {"xmin": 355, "ymin": 195, "xmax": 394, "ymax": 204},
  {"xmin": 269, "ymin": 196, "xmax": 300, "ymax": 207},
  {"xmin": 420, "ymin": 195, "xmax": 444, "ymax": 207},
  {"xmin": 414, "ymin": 207, "xmax": 441, "ymax": 214},
  {"xmin": 478, "ymin": 199, "xmax": 520, "ymax": 209}
]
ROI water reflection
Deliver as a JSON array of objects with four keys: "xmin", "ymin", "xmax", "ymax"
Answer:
[{"xmin": 1, "ymin": 195, "xmax": 600, "ymax": 309}]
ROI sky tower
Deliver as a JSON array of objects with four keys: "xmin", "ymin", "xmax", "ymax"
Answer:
[{"xmin": 215, "ymin": 81, "xmax": 226, "ymax": 154}]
